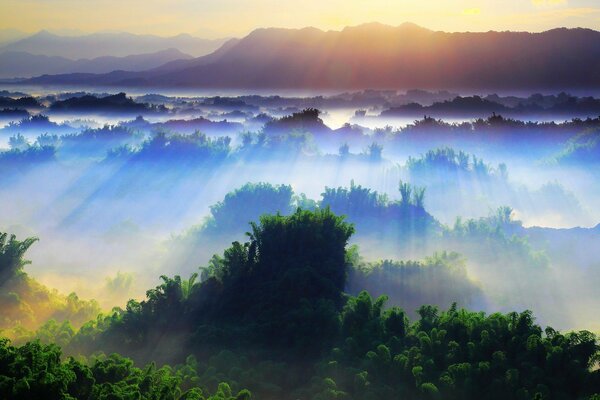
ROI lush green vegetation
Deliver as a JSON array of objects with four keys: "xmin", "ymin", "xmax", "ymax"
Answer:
[
  {"xmin": 317, "ymin": 292, "xmax": 600, "ymax": 400},
  {"xmin": 318, "ymin": 180, "xmax": 436, "ymax": 245},
  {"xmin": 346, "ymin": 251, "xmax": 484, "ymax": 317},
  {"xmin": 0, "ymin": 92, "xmax": 599, "ymax": 398},
  {"xmin": 203, "ymin": 183, "xmax": 294, "ymax": 234},
  {"xmin": 182, "ymin": 180, "xmax": 438, "ymax": 249},
  {"xmin": 0, "ymin": 233, "xmax": 101, "ymax": 338},
  {"xmin": 0, "ymin": 339, "xmax": 251, "ymax": 400},
  {"xmin": 176, "ymin": 183, "xmax": 552, "ymax": 318},
  {"xmin": 2, "ymin": 209, "xmax": 599, "ymax": 399},
  {"xmin": 73, "ymin": 208, "xmax": 355, "ymax": 362}
]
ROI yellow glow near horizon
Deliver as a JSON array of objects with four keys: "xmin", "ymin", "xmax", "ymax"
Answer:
[{"xmin": 1, "ymin": 0, "xmax": 599, "ymax": 38}]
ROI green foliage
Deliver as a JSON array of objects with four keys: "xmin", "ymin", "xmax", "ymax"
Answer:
[
  {"xmin": 35, "ymin": 133, "xmax": 61, "ymax": 148},
  {"xmin": 403, "ymin": 147, "xmax": 508, "ymax": 210},
  {"xmin": 92, "ymin": 208, "xmax": 355, "ymax": 360},
  {"xmin": 347, "ymin": 252, "xmax": 483, "ymax": 317},
  {"xmin": 2, "ymin": 209, "xmax": 599, "ymax": 400},
  {"xmin": 0, "ymin": 338, "xmax": 251, "ymax": 400},
  {"xmin": 0, "ymin": 233, "xmax": 38, "ymax": 284},
  {"xmin": 319, "ymin": 292, "xmax": 600, "ymax": 400},
  {"xmin": 446, "ymin": 207, "xmax": 545, "ymax": 267},
  {"xmin": 200, "ymin": 208, "xmax": 355, "ymax": 354},
  {"xmin": 0, "ymin": 233, "xmax": 101, "ymax": 338},
  {"xmin": 398, "ymin": 179, "xmax": 427, "ymax": 208},
  {"xmin": 320, "ymin": 180, "xmax": 435, "ymax": 237},
  {"xmin": 205, "ymin": 183, "xmax": 294, "ymax": 234},
  {"xmin": 321, "ymin": 180, "xmax": 388, "ymax": 217}
]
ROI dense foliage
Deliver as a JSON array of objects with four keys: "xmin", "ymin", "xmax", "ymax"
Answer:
[
  {"xmin": 347, "ymin": 251, "xmax": 484, "ymax": 317},
  {"xmin": 0, "ymin": 339, "xmax": 251, "ymax": 400},
  {"xmin": 316, "ymin": 292, "xmax": 600, "ymax": 400},
  {"xmin": 0, "ymin": 233, "xmax": 101, "ymax": 337},
  {"xmin": 2, "ymin": 209, "xmax": 599, "ymax": 399},
  {"xmin": 71, "ymin": 209, "xmax": 355, "ymax": 363},
  {"xmin": 203, "ymin": 183, "xmax": 294, "ymax": 234},
  {"xmin": 1, "ymin": 90, "xmax": 600, "ymax": 399}
]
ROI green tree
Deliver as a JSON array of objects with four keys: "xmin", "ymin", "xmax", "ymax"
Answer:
[{"xmin": 0, "ymin": 233, "xmax": 38, "ymax": 284}]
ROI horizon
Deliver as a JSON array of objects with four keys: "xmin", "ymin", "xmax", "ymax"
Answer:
[
  {"xmin": 2, "ymin": 2, "xmax": 600, "ymax": 399},
  {"xmin": 4, "ymin": 20, "xmax": 600, "ymax": 42},
  {"xmin": 2, "ymin": 0, "xmax": 600, "ymax": 38}
]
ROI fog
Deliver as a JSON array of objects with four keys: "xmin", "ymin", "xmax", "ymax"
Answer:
[{"xmin": 1, "ymin": 88, "xmax": 599, "ymax": 338}]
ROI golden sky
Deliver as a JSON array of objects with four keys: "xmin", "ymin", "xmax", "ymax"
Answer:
[{"xmin": 2, "ymin": 0, "xmax": 600, "ymax": 38}]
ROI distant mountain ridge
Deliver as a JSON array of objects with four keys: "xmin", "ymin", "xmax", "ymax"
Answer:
[
  {"xmin": 0, "ymin": 49, "xmax": 193, "ymax": 78},
  {"xmin": 0, "ymin": 29, "xmax": 29, "ymax": 46},
  {"xmin": 0, "ymin": 30, "xmax": 228, "ymax": 58},
  {"xmin": 19, "ymin": 23, "xmax": 600, "ymax": 90}
]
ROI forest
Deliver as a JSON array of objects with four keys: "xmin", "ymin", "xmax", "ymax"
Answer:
[
  {"xmin": 0, "ymin": 89, "xmax": 599, "ymax": 399},
  {"xmin": 1, "ymin": 209, "xmax": 599, "ymax": 399}
]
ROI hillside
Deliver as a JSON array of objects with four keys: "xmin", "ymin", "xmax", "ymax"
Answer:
[
  {"xmin": 0, "ymin": 49, "xmax": 192, "ymax": 78},
  {"xmin": 0, "ymin": 30, "xmax": 228, "ymax": 58},
  {"xmin": 23, "ymin": 23, "xmax": 600, "ymax": 90}
]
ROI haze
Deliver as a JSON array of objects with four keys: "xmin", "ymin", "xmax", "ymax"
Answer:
[
  {"xmin": 1, "ymin": 2, "xmax": 600, "ymax": 398},
  {"xmin": 2, "ymin": 0, "xmax": 600, "ymax": 38}
]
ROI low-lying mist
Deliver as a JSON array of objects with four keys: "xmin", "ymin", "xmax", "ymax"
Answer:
[{"xmin": 1, "ymin": 88, "xmax": 599, "ymax": 337}]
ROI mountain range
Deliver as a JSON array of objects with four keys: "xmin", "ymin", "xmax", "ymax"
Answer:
[
  {"xmin": 0, "ymin": 29, "xmax": 29, "ymax": 46},
  {"xmin": 0, "ymin": 49, "xmax": 193, "ymax": 78},
  {"xmin": 15, "ymin": 23, "xmax": 600, "ymax": 90},
  {"xmin": 0, "ymin": 30, "xmax": 228, "ymax": 58}
]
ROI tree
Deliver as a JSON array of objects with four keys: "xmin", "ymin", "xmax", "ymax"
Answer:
[
  {"xmin": 8, "ymin": 134, "xmax": 29, "ymax": 151},
  {"xmin": 339, "ymin": 143, "xmax": 350, "ymax": 158},
  {"xmin": 0, "ymin": 233, "xmax": 38, "ymax": 284},
  {"xmin": 367, "ymin": 142, "xmax": 383, "ymax": 161},
  {"xmin": 206, "ymin": 183, "xmax": 294, "ymax": 234},
  {"xmin": 399, "ymin": 180, "xmax": 412, "ymax": 206},
  {"xmin": 182, "ymin": 273, "xmax": 199, "ymax": 300},
  {"xmin": 0, "ymin": 338, "xmax": 252, "ymax": 400},
  {"xmin": 413, "ymin": 187, "xmax": 426, "ymax": 209},
  {"xmin": 209, "ymin": 208, "xmax": 356, "ymax": 355}
]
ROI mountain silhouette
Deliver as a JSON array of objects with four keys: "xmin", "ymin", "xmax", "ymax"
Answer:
[
  {"xmin": 0, "ymin": 31, "xmax": 228, "ymax": 58},
  {"xmin": 0, "ymin": 49, "xmax": 192, "ymax": 78},
  {"xmin": 22, "ymin": 23, "xmax": 600, "ymax": 90}
]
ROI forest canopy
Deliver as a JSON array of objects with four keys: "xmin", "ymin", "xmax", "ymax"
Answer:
[
  {"xmin": 1, "ymin": 209, "xmax": 599, "ymax": 399},
  {"xmin": 1, "ymin": 88, "xmax": 600, "ymax": 399}
]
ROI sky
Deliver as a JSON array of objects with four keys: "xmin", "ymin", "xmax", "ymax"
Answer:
[{"xmin": 1, "ymin": 0, "xmax": 600, "ymax": 38}]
